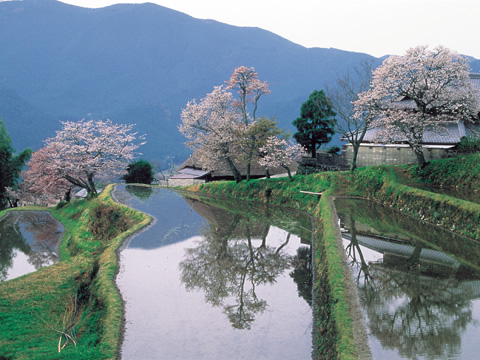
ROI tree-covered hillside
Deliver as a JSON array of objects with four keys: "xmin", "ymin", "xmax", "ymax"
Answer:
[
  {"xmin": 0, "ymin": 0, "xmax": 379, "ymax": 165},
  {"xmin": 1, "ymin": 0, "xmax": 478, "ymax": 166}
]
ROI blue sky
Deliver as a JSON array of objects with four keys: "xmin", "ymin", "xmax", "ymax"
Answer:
[{"xmin": 50, "ymin": 1, "xmax": 480, "ymax": 59}]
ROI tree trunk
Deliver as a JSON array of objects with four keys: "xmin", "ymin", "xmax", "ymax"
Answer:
[
  {"xmin": 412, "ymin": 146, "xmax": 427, "ymax": 169},
  {"xmin": 63, "ymin": 187, "xmax": 71, "ymax": 202},
  {"xmin": 265, "ymin": 167, "xmax": 270, "ymax": 179},
  {"xmin": 350, "ymin": 143, "xmax": 360, "ymax": 172},
  {"xmin": 282, "ymin": 165, "xmax": 293, "ymax": 181},
  {"xmin": 226, "ymin": 157, "xmax": 242, "ymax": 183},
  {"xmin": 86, "ymin": 172, "xmax": 97, "ymax": 198},
  {"xmin": 311, "ymin": 144, "xmax": 317, "ymax": 159},
  {"xmin": 245, "ymin": 136, "xmax": 256, "ymax": 181}
]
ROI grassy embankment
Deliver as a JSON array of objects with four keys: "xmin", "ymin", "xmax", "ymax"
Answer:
[
  {"xmin": 1, "ymin": 153, "xmax": 479, "ymax": 360},
  {"xmin": 182, "ymin": 152, "xmax": 480, "ymax": 360},
  {"xmin": 0, "ymin": 185, "xmax": 151, "ymax": 360}
]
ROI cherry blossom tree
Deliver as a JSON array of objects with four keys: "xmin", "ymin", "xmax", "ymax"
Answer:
[
  {"xmin": 180, "ymin": 67, "xmax": 274, "ymax": 183},
  {"xmin": 258, "ymin": 136, "xmax": 305, "ymax": 181},
  {"xmin": 226, "ymin": 66, "xmax": 270, "ymax": 125},
  {"xmin": 354, "ymin": 45, "xmax": 479, "ymax": 168},
  {"xmin": 179, "ymin": 86, "xmax": 246, "ymax": 183},
  {"xmin": 44, "ymin": 119, "xmax": 145, "ymax": 198},
  {"xmin": 16, "ymin": 144, "xmax": 74, "ymax": 205},
  {"xmin": 226, "ymin": 66, "xmax": 270, "ymax": 180}
]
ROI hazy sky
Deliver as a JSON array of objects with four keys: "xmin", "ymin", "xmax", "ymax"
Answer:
[{"xmin": 53, "ymin": 1, "xmax": 480, "ymax": 58}]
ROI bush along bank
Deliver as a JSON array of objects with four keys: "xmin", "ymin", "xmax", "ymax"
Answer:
[{"xmin": 0, "ymin": 184, "xmax": 151, "ymax": 360}]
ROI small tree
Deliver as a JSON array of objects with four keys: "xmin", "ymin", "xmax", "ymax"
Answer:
[
  {"xmin": 123, "ymin": 160, "xmax": 154, "ymax": 184},
  {"xmin": 238, "ymin": 117, "xmax": 285, "ymax": 178},
  {"xmin": 0, "ymin": 117, "xmax": 32, "ymax": 209},
  {"xmin": 45, "ymin": 119, "xmax": 145, "ymax": 198},
  {"xmin": 326, "ymin": 59, "xmax": 375, "ymax": 171},
  {"xmin": 293, "ymin": 90, "xmax": 336, "ymax": 158},
  {"xmin": 354, "ymin": 45, "xmax": 479, "ymax": 168},
  {"xmin": 258, "ymin": 136, "xmax": 305, "ymax": 181}
]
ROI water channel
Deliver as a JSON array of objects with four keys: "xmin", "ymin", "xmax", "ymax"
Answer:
[
  {"xmin": 0, "ymin": 211, "xmax": 63, "ymax": 282},
  {"xmin": 335, "ymin": 198, "xmax": 480, "ymax": 360},
  {"xmin": 113, "ymin": 185, "xmax": 314, "ymax": 359}
]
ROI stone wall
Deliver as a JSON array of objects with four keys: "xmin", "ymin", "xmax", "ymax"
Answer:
[
  {"xmin": 344, "ymin": 144, "xmax": 455, "ymax": 167},
  {"xmin": 167, "ymin": 178, "xmax": 206, "ymax": 187}
]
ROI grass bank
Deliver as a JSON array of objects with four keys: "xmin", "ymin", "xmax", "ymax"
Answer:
[
  {"xmin": 0, "ymin": 185, "xmax": 151, "ymax": 360},
  {"xmin": 182, "ymin": 153, "xmax": 480, "ymax": 359},
  {"xmin": 1, "ymin": 153, "xmax": 479, "ymax": 359}
]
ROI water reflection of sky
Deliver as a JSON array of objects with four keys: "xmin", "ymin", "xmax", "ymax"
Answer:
[
  {"xmin": 0, "ymin": 211, "xmax": 63, "ymax": 282},
  {"xmin": 337, "ymin": 198, "xmax": 480, "ymax": 360},
  {"xmin": 114, "ymin": 186, "xmax": 313, "ymax": 359},
  {"xmin": 119, "ymin": 229, "xmax": 312, "ymax": 359}
]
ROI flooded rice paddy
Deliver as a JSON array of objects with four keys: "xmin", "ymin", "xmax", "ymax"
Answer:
[
  {"xmin": 335, "ymin": 198, "xmax": 480, "ymax": 360},
  {"xmin": 0, "ymin": 211, "xmax": 63, "ymax": 282},
  {"xmin": 113, "ymin": 185, "xmax": 314, "ymax": 359}
]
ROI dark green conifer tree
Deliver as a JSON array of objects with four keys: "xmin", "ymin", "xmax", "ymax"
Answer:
[{"xmin": 292, "ymin": 90, "xmax": 336, "ymax": 158}]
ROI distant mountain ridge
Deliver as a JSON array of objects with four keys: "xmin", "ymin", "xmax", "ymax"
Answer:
[{"xmin": 0, "ymin": 0, "xmax": 478, "ymax": 165}]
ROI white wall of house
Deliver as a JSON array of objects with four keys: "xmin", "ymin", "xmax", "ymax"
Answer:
[
  {"xmin": 344, "ymin": 144, "xmax": 456, "ymax": 167},
  {"xmin": 167, "ymin": 178, "xmax": 206, "ymax": 187}
]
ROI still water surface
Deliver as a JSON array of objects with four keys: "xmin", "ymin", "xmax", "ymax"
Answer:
[
  {"xmin": 335, "ymin": 198, "xmax": 480, "ymax": 360},
  {"xmin": 0, "ymin": 211, "xmax": 63, "ymax": 282},
  {"xmin": 113, "ymin": 185, "xmax": 313, "ymax": 360}
]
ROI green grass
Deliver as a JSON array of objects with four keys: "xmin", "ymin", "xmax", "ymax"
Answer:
[
  {"xmin": 0, "ymin": 184, "xmax": 151, "ymax": 360},
  {"xmin": 2, "ymin": 153, "xmax": 480, "ymax": 360}
]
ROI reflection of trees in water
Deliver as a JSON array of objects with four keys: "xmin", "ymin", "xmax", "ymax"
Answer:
[
  {"xmin": 0, "ymin": 213, "xmax": 30, "ymax": 281},
  {"xmin": 290, "ymin": 246, "xmax": 312, "ymax": 306},
  {"xmin": 0, "ymin": 212, "xmax": 62, "ymax": 281},
  {"xmin": 179, "ymin": 215, "xmax": 293, "ymax": 330},
  {"xmin": 19, "ymin": 212, "xmax": 61, "ymax": 269},
  {"xmin": 343, "ymin": 214, "xmax": 476, "ymax": 359},
  {"xmin": 360, "ymin": 265, "xmax": 472, "ymax": 359},
  {"xmin": 125, "ymin": 185, "xmax": 153, "ymax": 201}
]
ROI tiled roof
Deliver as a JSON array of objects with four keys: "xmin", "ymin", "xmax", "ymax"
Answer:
[
  {"xmin": 361, "ymin": 121, "xmax": 480, "ymax": 145},
  {"xmin": 170, "ymin": 168, "xmax": 210, "ymax": 179},
  {"xmin": 177, "ymin": 152, "xmax": 298, "ymax": 179}
]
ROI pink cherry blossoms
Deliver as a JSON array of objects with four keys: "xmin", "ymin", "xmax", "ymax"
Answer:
[
  {"xmin": 354, "ymin": 45, "xmax": 479, "ymax": 168},
  {"xmin": 258, "ymin": 136, "xmax": 305, "ymax": 181},
  {"xmin": 42, "ymin": 119, "xmax": 145, "ymax": 198},
  {"xmin": 180, "ymin": 66, "xmax": 274, "ymax": 182}
]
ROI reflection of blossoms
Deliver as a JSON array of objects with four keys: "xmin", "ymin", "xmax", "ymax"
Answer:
[
  {"xmin": 179, "ymin": 219, "xmax": 292, "ymax": 330},
  {"xmin": 258, "ymin": 136, "xmax": 305, "ymax": 180}
]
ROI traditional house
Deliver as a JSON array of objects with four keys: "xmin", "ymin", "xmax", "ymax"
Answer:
[
  {"xmin": 342, "ymin": 73, "xmax": 480, "ymax": 168},
  {"xmin": 168, "ymin": 153, "xmax": 298, "ymax": 186}
]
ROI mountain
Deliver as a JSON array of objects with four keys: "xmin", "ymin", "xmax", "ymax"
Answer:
[{"xmin": 0, "ymin": 0, "xmax": 477, "ymax": 167}]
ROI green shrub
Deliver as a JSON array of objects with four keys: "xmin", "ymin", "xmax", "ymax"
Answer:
[
  {"xmin": 88, "ymin": 203, "xmax": 134, "ymax": 242},
  {"xmin": 123, "ymin": 159, "xmax": 154, "ymax": 184}
]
